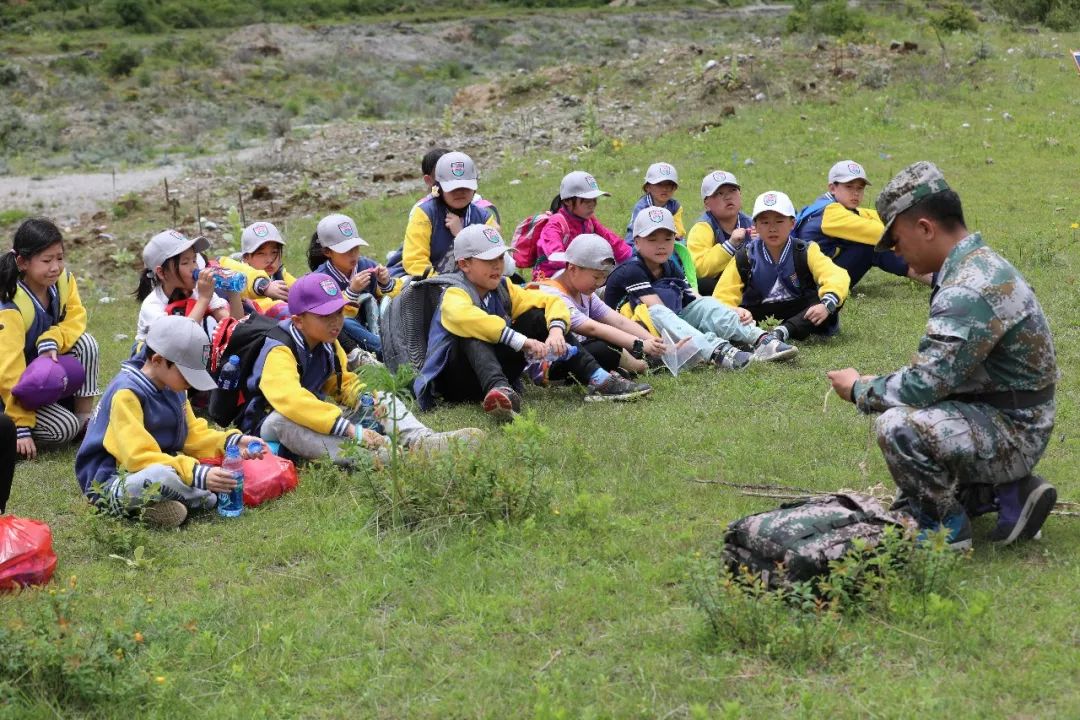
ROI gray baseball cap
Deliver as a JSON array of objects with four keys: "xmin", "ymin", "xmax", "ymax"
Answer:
[
  {"xmin": 644, "ymin": 162, "xmax": 679, "ymax": 186},
  {"xmin": 559, "ymin": 171, "xmax": 610, "ymax": 200},
  {"xmin": 700, "ymin": 170, "xmax": 741, "ymax": 199},
  {"xmin": 143, "ymin": 229, "xmax": 209, "ymax": 271},
  {"xmin": 435, "ymin": 151, "xmax": 479, "ymax": 192},
  {"xmin": 454, "ymin": 224, "xmax": 510, "ymax": 261},
  {"xmin": 549, "ymin": 233, "xmax": 616, "ymax": 273},
  {"xmin": 874, "ymin": 161, "xmax": 951, "ymax": 251},
  {"xmin": 632, "ymin": 206, "xmax": 678, "ymax": 238},
  {"xmin": 316, "ymin": 213, "xmax": 368, "ymax": 253},
  {"xmin": 144, "ymin": 315, "xmax": 217, "ymax": 392},
  {"xmin": 241, "ymin": 221, "xmax": 285, "ymax": 255},
  {"xmin": 828, "ymin": 160, "xmax": 871, "ymax": 185}
]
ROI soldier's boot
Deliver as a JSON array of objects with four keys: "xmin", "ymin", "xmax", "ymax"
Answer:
[
  {"xmin": 913, "ymin": 506, "xmax": 973, "ymax": 551},
  {"xmin": 988, "ymin": 474, "xmax": 1057, "ymax": 546}
]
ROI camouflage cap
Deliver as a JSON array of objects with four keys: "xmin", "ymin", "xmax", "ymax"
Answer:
[{"xmin": 874, "ymin": 161, "xmax": 951, "ymax": 251}]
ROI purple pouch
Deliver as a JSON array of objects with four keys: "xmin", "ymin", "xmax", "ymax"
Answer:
[{"xmin": 12, "ymin": 355, "xmax": 86, "ymax": 410}]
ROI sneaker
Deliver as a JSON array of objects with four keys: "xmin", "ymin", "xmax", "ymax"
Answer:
[
  {"xmin": 712, "ymin": 344, "xmax": 752, "ymax": 371},
  {"xmin": 411, "ymin": 427, "xmax": 486, "ymax": 453},
  {"xmin": 584, "ymin": 374, "xmax": 652, "ymax": 402},
  {"xmin": 482, "ymin": 387, "xmax": 521, "ymax": 422},
  {"xmin": 752, "ymin": 332, "xmax": 798, "ymax": 362},
  {"xmin": 988, "ymin": 475, "xmax": 1057, "ymax": 545},
  {"xmin": 914, "ymin": 509, "xmax": 973, "ymax": 551},
  {"xmin": 346, "ymin": 348, "xmax": 379, "ymax": 371},
  {"xmin": 141, "ymin": 500, "xmax": 187, "ymax": 529}
]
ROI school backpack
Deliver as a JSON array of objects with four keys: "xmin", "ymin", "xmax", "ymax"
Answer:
[
  {"xmin": 380, "ymin": 273, "xmax": 511, "ymax": 375},
  {"xmin": 206, "ymin": 314, "xmax": 341, "ymax": 428},
  {"xmin": 722, "ymin": 493, "xmax": 916, "ymax": 590},
  {"xmin": 510, "ymin": 211, "xmax": 554, "ymax": 270}
]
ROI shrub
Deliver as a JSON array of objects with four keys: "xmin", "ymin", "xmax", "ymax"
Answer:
[
  {"xmin": 991, "ymin": 0, "xmax": 1080, "ymax": 29},
  {"xmin": 100, "ymin": 43, "xmax": 143, "ymax": 77},
  {"xmin": 931, "ymin": 1, "xmax": 980, "ymax": 32},
  {"xmin": 786, "ymin": 0, "xmax": 866, "ymax": 36}
]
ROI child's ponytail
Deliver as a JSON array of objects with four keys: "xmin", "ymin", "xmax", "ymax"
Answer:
[
  {"xmin": 1, "ymin": 218, "xmax": 64, "ymax": 304},
  {"xmin": 548, "ymin": 193, "xmax": 564, "ymax": 214},
  {"xmin": 307, "ymin": 231, "xmax": 324, "ymax": 271},
  {"xmin": 133, "ymin": 268, "xmax": 156, "ymax": 302}
]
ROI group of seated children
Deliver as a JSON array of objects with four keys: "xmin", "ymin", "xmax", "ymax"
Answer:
[{"xmin": 1, "ymin": 152, "xmax": 920, "ymax": 527}]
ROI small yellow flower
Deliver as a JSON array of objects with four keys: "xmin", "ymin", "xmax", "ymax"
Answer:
[
  {"xmin": 154, "ymin": 676, "xmax": 166, "ymax": 684},
  {"xmin": 611, "ymin": 138, "xmax": 624, "ymax": 152},
  {"xmin": 1071, "ymin": 222, "xmax": 1079, "ymax": 229},
  {"xmin": 134, "ymin": 632, "xmax": 144, "ymax": 644},
  {"xmin": 553, "ymin": 508, "xmax": 560, "ymax": 515}
]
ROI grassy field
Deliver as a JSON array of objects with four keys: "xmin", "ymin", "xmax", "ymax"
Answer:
[{"xmin": 3, "ymin": 18, "xmax": 1080, "ymax": 719}]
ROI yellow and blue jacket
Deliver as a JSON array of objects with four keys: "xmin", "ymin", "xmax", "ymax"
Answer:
[
  {"xmin": 218, "ymin": 255, "xmax": 298, "ymax": 314},
  {"xmin": 0, "ymin": 272, "xmax": 86, "ymax": 434},
  {"xmin": 712, "ymin": 237, "xmax": 850, "ymax": 311}
]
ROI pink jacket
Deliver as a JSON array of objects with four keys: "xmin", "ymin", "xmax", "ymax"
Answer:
[{"xmin": 534, "ymin": 207, "xmax": 632, "ymax": 279}]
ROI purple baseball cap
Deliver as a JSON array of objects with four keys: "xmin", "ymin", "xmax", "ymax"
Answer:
[
  {"xmin": 12, "ymin": 355, "xmax": 85, "ymax": 410},
  {"xmin": 289, "ymin": 273, "xmax": 347, "ymax": 316}
]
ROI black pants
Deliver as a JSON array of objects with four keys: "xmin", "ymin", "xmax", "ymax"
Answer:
[
  {"xmin": 745, "ymin": 294, "xmax": 840, "ymax": 341},
  {"xmin": 0, "ymin": 413, "xmax": 16, "ymax": 513},
  {"xmin": 433, "ymin": 309, "xmax": 603, "ymax": 402}
]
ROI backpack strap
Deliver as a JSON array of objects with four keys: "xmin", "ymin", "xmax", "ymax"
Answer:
[
  {"xmin": 791, "ymin": 240, "xmax": 815, "ymax": 294},
  {"xmin": 734, "ymin": 246, "xmax": 752, "ymax": 290},
  {"xmin": 12, "ymin": 270, "xmax": 72, "ymax": 331},
  {"xmin": 793, "ymin": 196, "xmax": 832, "ymax": 235}
]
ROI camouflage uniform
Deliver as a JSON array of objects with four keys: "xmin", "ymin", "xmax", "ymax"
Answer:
[{"xmin": 851, "ymin": 164, "xmax": 1057, "ymax": 519}]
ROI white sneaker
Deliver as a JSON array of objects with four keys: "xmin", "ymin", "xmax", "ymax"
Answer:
[
  {"xmin": 347, "ymin": 348, "xmax": 380, "ymax": 371},
  {"xmin": 752, "ymin": 333, "xmax": 798, "ymax": 362}
]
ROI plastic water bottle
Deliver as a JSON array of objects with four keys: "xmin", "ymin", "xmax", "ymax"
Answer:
[
  {"xmin": 544, "ymin": 345, "xmax": 578, "ymax": 363},
  {"xmin": 194, "ymin": 268, "xmax": 246, "ymax": 293},
  {"xmin": 217, "ymin": 445, "xmax": 244, "ymax": 518},
  {"xmin": 355, "ymin": 393, "xmax": 384, "ymax": 435},
  {"xmin": 218, "ymin": 354, "xmax": 241, "ymax": 391},
  {"xmin": 528, "ymin": 346, "xmax": 579, "ymax": 386}
]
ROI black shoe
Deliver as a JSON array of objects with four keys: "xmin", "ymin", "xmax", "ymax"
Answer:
[
  {"xmin": 584, "ymin": 374, "xmax": 652, "ymax": 403},
  {"xmin": 988, "ymin": 475, "xmax": 1057, "ymax": 545}
]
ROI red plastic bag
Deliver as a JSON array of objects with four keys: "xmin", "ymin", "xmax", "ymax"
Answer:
[
  {"xmin": 242, "ymin": 454, "xmax": 298, "ymax": 507},
  {"xmin": 0, "ymin": 516, "xmax": 58, "ymax": 591}
]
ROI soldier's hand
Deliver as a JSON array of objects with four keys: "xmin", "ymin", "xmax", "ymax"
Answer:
[{"xmin": 826, "ymin": 368, "xmax": 861, "ymax": 403}]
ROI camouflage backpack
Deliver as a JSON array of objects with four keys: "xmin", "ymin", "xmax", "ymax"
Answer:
[{"xmin": 722, "ymin": 493, "xmax": 916, "ymax": 589}]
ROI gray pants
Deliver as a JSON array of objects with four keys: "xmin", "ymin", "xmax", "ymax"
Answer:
[
  {"xmin": 100, "ymin": 463, "xmax": 216, "ymax": 515},
  {"xmin": 261, "ymin": 392, "xmax": 431, "ymax": 466},
  {"xmin": 649, "ymin": 301, "xmax": 764, "ymax": 366},
  {"xmin": 875, "ymin": 400, "xmax": 1055, "ymax": 517}
]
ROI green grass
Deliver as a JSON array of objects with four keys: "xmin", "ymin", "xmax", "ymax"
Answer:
[{"xmin": 4, "ymin": 22, "xmax": 1080, "ymax": 719}]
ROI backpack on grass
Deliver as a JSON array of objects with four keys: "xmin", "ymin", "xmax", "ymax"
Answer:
[{"xmin": 722, "ymin": 492, "xmax": 916, "ymax": 590}]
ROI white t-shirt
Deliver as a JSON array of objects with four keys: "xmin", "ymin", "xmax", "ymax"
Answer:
[{"xmin": 135, "ymin": 286, "xmax": 227, "ymax": 343}]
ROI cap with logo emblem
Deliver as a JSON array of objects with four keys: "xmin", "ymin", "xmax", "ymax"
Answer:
[
  {"xmin": 434, "ymin": 151, "xmax": 479, "ymax": 192},
  {"xmin": 548, "ymin": 233, "xmax": 616, "ymax": 273},
  {"xmin": 145, "ymin": 315, "xmax": 218, "ymax": 392},
  {"xmin": 644, "ymin": 162, "xmax": 679, "ymax": 186},
  {"xmin": 828, "ymin": 160, "xmax": 871, "ymax": 185},
  {"xmin": 700, "ymin": 170, "xmax": 741, "ymax": 199},
  {"xmin": 241, "ymin": 221, "xmax": 285, "ymax": 255},
  {"xmin": 751, "ymin": 191, "xmax": 797, "ymax": 220},
  {"xmin": 288, "ymin": 272, "xmax": 348, "ymax": 316},
  {"xmin": 316, "ymin": 214, "xmax": 368, "ymax": 254},
  {"xmin": 143, "ymin": 229, "xmax": 209, "ymax": 272},
  {"xmin": 454, "ymin": 224, "xmax": 511, "ymax": 261},
  {"xmin": 632, "ymin": 206, "xmax": 678, "ymax": 238},
  {"xmin": 559, "ymin": 171, "xmax": 611, "ymax": 200}
]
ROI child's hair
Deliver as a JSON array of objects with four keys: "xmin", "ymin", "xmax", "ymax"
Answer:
[
  {"xmin": 133, "ymin": 255, "xmax": 186, "ymax": 302},
  {"xmin": 307, "ymin": 231, "xmax": 325, "ymax": 271},
  {"xmin": 549, "ymin": 193, "xmax": 567, "ymax": 213},
  {"xmin": 0, "ymin": 218, "xmax": 64, "ymax": 304},
  {"xmin": 421, "ymin": 147, "xmax": 451, "ymax": 177},
  {"xmin": 142, "ymin": 344, "xmax": 173, "ymax": 368}
]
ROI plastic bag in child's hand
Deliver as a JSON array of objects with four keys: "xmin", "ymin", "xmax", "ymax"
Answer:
[{"xmin": 0, "ymin": 516, "xmax": 58, "ymax": 591}]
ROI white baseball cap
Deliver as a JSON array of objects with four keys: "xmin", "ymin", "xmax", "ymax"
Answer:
[
  {"xmin": 828, "ymin": 160, "xmax": 871, "ymax": 185},
  {"xmin": 316, "ymin": 214, "xmax": 368, "ymax": 253},
  {"xmin": 700, "ymin": 170, "xmax": 741, "ymax": 199},
  {"xmin": 240, "ymin": 221, "xmax": 285, "ymax": 255},
  {"xmin": 632, "ymin": 206, "xmax": 678, "ymax": 238},
  {"xmin": 559, "ymin": 171, "xmax": 610, "ymax": 200},
  {"xmin": 144, "ymin": 315, "xmax": 217, "ymax": 392},
  {"xmin": 548, "ymin": 233, "xmax": 616, "ymax": 273},
  {"xmin": 434, "ymin": 151, "xmax": 479, "ymax": 192},
  {"xmin": 143, "ymin": 229, "xmax": 209, "ymax": 272},
  {"xmin": 751, "ymin": 191, "xmax": 797, "ymax": 220},
  {"xmin": 454, "ymin": 224, "xmax": 511, "ymax": 261},
  {"xmin": 644, "ymin": 162, "xmax": 679, "ymax": 186}
]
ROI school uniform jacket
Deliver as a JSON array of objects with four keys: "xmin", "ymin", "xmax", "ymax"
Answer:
[
  {"xmin": 313, "ymin": 259, "xmax": 402, "ymax": 321},
  {"xmin": 795, "ymin": 193, "xmax": 885, "ymax": 250},
  {"xmin": 686, "ymin": 211, "xmax": 753, "ymax": 279},
  {"xmin": 75, "ymin": 361, "xmax": 240, "ymax": 502},
  {"xmin": 239, "ymin": 320, "xmax": 364, "ymax": 437},
  {"xmin": 414, "ymin": 273, "xmax": 571, "ymax": 409},
  {"xmin": 0, "ymin": 272, "xmax": 86, "ymax": 436},
  {"xmin": 402, "ymin": 198, "xmax": 496, "ymax": 277},
  {"xmin": 625, "ymin": 196, "xmax": 685, "ymax": 243},
  {"xmin": 712, "ymin": 237, "xmax": 850, "ymax": 310},
  {"xmin": 218, "ymin": 255, "xmax": 298, "ymax": 314}
]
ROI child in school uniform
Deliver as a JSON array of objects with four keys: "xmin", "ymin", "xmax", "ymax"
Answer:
[
  {"xmin": 134, "ymin": 229, "xmax": 243, "ymax": 347},
  {"xmin": 533, "ymin": 171, "xmax": 632, "ymax": 280},
  {"xmin": 0, "ymin": 219, "xmax": 100, "ymax": 457},
  {"xmin": 218, "ymin": 221, "xmax": 296, "ymax": 319},
  {"xmin": 534, "ymin": 234, "xmax": 670, "ymax": 376},
  {"xmin": 75, "ymin": 315, "xmax": 263, "ymax": 528},
  {"xmin": 307, "ymin": 213, "xmax": 401, "ymax": 358},
  {"xmin": 793, "ymin": 160, "xmax": 930, "ymax": 288},
  {"xmin": 391, "ymin": 151, "xmax": 499, "ymax": 278},
  {"xmin": 415, "ymin": 225, "xmax": 651, "ymax": 420},
  {"xmin": 714, "ymin": 191, "xmax": 850, "ymax": 341},
  {"xmin": 238, "ymin": 273, "xmax": 481, "ymax": 466},
  {"xmin": 605, "ymin": 207, "xmax": 798, "ymax": 371},
  {"xmin": 626, "ymin": 162, "xmax": 685, "ymax": 242},
  {"xmin": 687, "ymin": 170, "xmax": 754, "ymax": 297}
]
